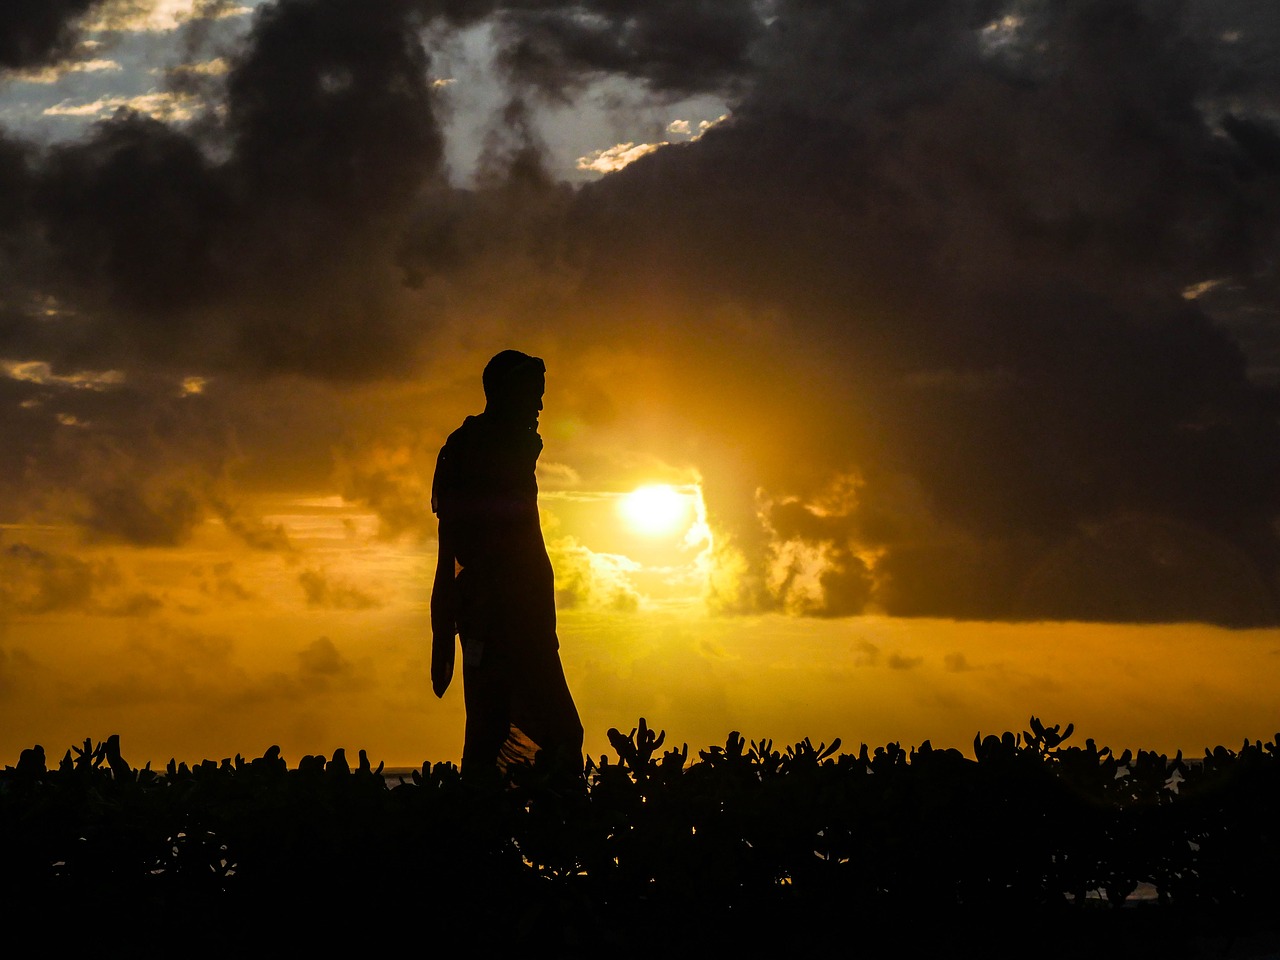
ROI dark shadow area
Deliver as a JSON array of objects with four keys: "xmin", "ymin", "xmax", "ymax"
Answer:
[{"xmin": 4, "ymin": 718, "xmax": 1279, "ymax": 956}]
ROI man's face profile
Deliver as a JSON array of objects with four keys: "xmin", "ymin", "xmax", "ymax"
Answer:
[{"xmin": 516, "ymin": 373, "xmax": 545, "ymax": 430}]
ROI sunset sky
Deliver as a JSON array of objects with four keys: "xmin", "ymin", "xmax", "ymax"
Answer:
[{"xmin": 1, "ymin": 0, "xmax": 1279, "ymax": 768}]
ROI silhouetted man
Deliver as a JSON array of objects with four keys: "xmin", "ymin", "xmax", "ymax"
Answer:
[{"xmin": 430, "ymin": 350, "xmax": 583, "ymax": 780}]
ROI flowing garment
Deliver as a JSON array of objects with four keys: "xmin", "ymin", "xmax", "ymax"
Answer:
[{"xmin": 431, "ymin": 413, "xmax": 582, "ymax": 775}]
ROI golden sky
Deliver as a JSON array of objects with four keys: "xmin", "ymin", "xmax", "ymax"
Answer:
[{"xmin": 1, "ymin": 1, "xmax": 1279, "ymax": 767}]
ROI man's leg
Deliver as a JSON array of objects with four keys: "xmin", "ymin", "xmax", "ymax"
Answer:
[{"xmin": 460, "ymin": 636, "xmax": 512, "ymax": 781}]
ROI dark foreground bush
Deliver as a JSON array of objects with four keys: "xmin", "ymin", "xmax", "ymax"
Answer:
[{"xmin": 3, "ymin": 718, "xmax": 1278, "ymax": 956}]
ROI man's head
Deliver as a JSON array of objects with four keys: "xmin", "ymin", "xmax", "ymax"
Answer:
[{"xmin": 483, "ymin": 350, "xmax": 545, "ymax": 427}]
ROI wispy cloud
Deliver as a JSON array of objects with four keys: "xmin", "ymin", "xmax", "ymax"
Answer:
[
  {"xmin": 577, "ymin": 114, "xmax": 727, "ymax": 173},
  {"xmin": 576, "ymin": 140, "xmax": 666, "ymax": 174},
  {"xmin": 83, "ymin": 0, "xmax": 251, "ymax": 34},
  {"xmin": 1, "ymin": 360, "xmax": 125, "ymax": 391},
  {"xmin": 13, "ymin": 59, "xmax": 122, "ymax": 84},
  {"xmin": 42, "ymin": 89, "xmax": 202, "ymax": 120},
  {"xmin": 157, "ymin": 57, "xmax": 230, "ymax": 77}
]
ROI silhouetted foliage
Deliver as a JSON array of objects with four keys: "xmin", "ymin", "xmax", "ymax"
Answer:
[{"xmin": 3, "ymin": 717, "xmax": 1278, "ymax": 954}]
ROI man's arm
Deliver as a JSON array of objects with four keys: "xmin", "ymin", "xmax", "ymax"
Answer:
[{"xmin": 430, "ymin": 523, "xmax": 457, "ymax": 698}]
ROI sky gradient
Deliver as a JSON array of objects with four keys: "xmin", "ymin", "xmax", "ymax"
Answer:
[{"xmin": 1, "ymin": 0, "xmax": 1278, "ymax": 766}]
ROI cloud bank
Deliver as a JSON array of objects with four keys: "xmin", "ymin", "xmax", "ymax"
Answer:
[{"xmin": 1, "ymin": 0, "xmax": 1279, "ymax": 626}]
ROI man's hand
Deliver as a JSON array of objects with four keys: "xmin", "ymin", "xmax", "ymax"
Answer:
[
  {"xmin": 431, "ymin": 637, "xmax": 455, "ymax": 698},
  {"xmin": 430, "ymin": 529, "xmax": 457, "ymax": 697}
]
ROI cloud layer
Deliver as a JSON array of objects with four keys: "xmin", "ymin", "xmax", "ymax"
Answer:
[{"xmin": 2, "ymin": 0, "xmax": 1279, "ymax": 625}]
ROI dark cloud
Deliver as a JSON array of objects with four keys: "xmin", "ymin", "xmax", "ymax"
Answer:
[
  {"xmin": 297, "ymin": 635, "xmax": 352, "ymax": 678},
  {"xmin": 297, "ymin": 569, "xmax": 380, "ymax": 610},
  {"xmin": 77, "ymin": 482, "xmax": 202, "ymax": 546},
  {"xmin": 36, "ymin": 112, "xmax": 228, "ymax": 330},
  {"xmin": 0, "ymin": 369, "xmax": 234, "ymax": 543},
  {"xmin": 0, "ymin": 541, "xmax": 161, "ymax": 616},
  {"xmin": 197, "ymin": 562, "xmax": 257, "ymax": 603},
  {"xmin": 417, "ymin": 0, "xmax": 764, "ymax": 97},
  {"xmin": 852, "ymin": 639, "xmax": 880, "ymax": 667},
  {"xmin": 759, "ymin": 488, "xmax": 876, "ymax": 617},
  {"xmin": 225, "ymin": 0, "xmax": 442, "ymax": 223},
  {"xmin": 489, "ymin": 0, "xmax": 765, "ymax": 98},
  {"xmin": 208, "ymin": 497, "xmax": 293, "ymax": 552},
  {"xmin": 0, "ymin": 542, "xmax": 96, "ymax": 613},
  {"xmin": 0, "ymin": 135, "xmax": 35, "ymax": 232},
  {"xmin": 0, "ymin": 0, "xmax": 104, "ymax": 70},
  {"xmin": 888, "ymin": 653, "xmax": 924, "ymax": 671},
  {"xmin": 290, "ymin": 635, "xmax": 370, "ymax": 697},
  {"xmin": 332, "ymin": 435, "xmax": 436, "ymax": 540}
]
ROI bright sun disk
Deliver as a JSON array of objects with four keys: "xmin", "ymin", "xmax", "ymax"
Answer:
[{"xmin": 619, "ymin": 484, "xmax": 689, "ymax": 537}]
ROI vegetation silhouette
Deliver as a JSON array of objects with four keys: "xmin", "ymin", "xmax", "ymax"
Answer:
[{"xmin": 4, "ymin": 717, "xmax": 1280, "ymax": 953}]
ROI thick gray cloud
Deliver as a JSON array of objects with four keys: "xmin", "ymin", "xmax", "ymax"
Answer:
[{"xmin": 0, "ymin": 0, "xmax": 106, "ymax": 70}]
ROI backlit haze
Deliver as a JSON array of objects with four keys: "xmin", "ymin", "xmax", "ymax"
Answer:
[{"xmin": 2, "ymin": 0, "xmax": 1279, "ymax": 767}]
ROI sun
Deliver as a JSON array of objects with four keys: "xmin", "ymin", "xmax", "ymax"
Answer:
[{"xmin": 619, "ymin": 484, "xmax": 691, "ymax": 537}]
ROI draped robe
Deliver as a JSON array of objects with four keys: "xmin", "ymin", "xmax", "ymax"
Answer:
[{"xmin": 431, "ymin": 412, "xmax": 581, "ymax": 774}]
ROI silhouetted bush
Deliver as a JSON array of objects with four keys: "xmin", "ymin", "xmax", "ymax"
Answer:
[{"xmin": 3, "ymin": 717, "xmax": 1278, "ymax": 954}]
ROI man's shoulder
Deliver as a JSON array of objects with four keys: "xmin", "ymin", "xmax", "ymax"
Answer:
[
  {"xmin": 445, "ymin": 414, "xmax": 481, "ymax": 443},
  {"xmin": 439, "ymin": 415, "xmax": 486, "ymax": 456},
  {"xmin": 434, "ymin": 416, "xmax": 477, "ymax": 503},
  {"xmin": 434, "ymin": 415, "xmax": 494, "ymax": 492}
]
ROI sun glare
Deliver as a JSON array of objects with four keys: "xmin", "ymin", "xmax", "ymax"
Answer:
[{"xmin": 620, "ymin": 484, "xmax": 691, "ymax": 537}]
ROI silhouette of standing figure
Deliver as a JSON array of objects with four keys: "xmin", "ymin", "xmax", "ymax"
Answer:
[{"xmin": 431, "ymin": 350, "xmax": 583, "ymax": 780}]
